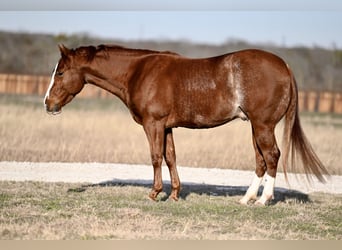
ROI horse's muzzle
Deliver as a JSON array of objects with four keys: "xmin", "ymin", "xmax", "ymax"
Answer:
[{"xmin": 45, "ymin": 104, "xmax": 62, "ymax": 115}]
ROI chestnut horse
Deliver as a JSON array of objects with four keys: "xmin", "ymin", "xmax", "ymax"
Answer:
[{"xmin": 44, "ymin": 44, "xmax": 328, "ymax": 205}]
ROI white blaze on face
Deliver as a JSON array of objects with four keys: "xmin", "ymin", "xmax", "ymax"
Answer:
[{"xmin": 44, "ymin": 62, "xmax": 59, "ymax": 104}]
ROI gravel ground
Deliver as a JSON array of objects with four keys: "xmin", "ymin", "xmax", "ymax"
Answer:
[{"xmin": 0, "ymin": 161, "xmax": 341, "ymax": 194}]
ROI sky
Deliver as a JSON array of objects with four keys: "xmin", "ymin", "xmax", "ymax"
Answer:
[{"xmin": 0, "ymin": 1, "xmax": 342, "ymax": 49}]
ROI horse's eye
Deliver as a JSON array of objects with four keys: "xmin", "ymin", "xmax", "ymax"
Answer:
[{"xmin": 56, "ymin": 71, "xmax": 64, "ymax": 76}]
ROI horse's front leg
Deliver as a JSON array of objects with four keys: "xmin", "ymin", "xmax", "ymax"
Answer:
[
  {"xmin": 143, "ymin": 118, "xmax": 166, "ymax": 201},
  {"xmin": 164, "ymin": 128, "xmax": 181, "ymax": 201}
]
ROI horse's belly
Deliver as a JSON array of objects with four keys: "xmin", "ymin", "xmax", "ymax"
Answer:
[
  {"xmin": 167, "ymin": 82, "xmax": 238, "ymax": 128},
  {"xmin": 168, "ymin": 106, "xmax": 236, "ymax": 129},
  {"xmin": 189, "ymin": 115, "xmax": 234, "ymax": 128}
]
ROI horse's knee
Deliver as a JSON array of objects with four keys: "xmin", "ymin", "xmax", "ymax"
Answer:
[
  {"xmin": 151, "ymin": 153, "xmax": 163, "ymax": 167},
  {"xmin": 165, "ymin": 156, "xmax": 174, "ymax": 167}
]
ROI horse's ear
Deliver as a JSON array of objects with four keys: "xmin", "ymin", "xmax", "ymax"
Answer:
[{"xmin": 58, "ymin": 44, "xmax": 70, "ymax": 57}]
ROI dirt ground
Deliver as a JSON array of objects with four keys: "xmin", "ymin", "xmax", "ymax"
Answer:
[{"xmin": 1, "ymin": 161, "xmax": 341, "ymax": 195}]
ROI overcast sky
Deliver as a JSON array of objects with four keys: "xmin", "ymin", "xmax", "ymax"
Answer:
[{"xmin": 0, "ymin": 1, "xmax": 341, "ymax": 49}]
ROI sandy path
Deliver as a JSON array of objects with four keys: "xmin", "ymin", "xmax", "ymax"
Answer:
[{"xmin": 0, "ymin": 161, "xmax": 341, "ymax": 194}]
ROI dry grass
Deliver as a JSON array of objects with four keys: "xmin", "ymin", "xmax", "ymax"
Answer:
[
  {"xmin": 0, "ymin": 181, "xmax": 341, "ymax": 240},
  {"xmin": 1, "ymin": 94, "xmax": 342, "ymax": 240},
  {"xmin": 0, "ymin": 94, "xmax": 341, "ymax": 175}
]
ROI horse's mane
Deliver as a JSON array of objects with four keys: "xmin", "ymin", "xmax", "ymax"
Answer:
[
  {"xmin": 96, "ymin": 44, "xmax": 179, "ymax": 56},
  {"xmin": 72, "ymin": 44, "xmax": 179, "ymax": 62}
]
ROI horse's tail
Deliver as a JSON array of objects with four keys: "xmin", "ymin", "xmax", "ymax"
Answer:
[{"xmin": 282, "ymin": 67, "xmax": 329, "ymax": 183}]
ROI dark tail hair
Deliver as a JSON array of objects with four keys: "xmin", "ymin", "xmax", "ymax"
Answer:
[{"xmin": 282, "ymin": 69, "xmax": 329, "ymax": 183}]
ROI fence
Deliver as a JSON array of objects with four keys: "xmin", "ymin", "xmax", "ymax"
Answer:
[
  {"xmin": 0, "ymin": 74, "xmax": 112, "ymax": 99},
  {"xmin": 0, "ymin": 73, "xmax": 341, "ymax": 114}
]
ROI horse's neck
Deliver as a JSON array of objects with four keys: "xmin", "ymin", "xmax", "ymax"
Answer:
[{"xmin": 84, "ymin": 55, "xmax": 138, "ymax": 105}]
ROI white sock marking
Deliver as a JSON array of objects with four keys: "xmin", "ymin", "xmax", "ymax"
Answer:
[
  {"xmin": 44, "ymin": 63, "xmax": 59, "ymax": 104},
  {"xmin": 256, "ymin": 174, "xmax": 275, "ymax": 205},
  {"xmin": 240, "ymin": 173, "xmax": 263, "ymax": 204}
]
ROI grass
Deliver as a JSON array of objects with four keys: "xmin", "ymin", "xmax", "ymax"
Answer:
[
  {"xmin": 1, "ymin": 94, "xmax": 342, "ymax": 240},
  {"xmin": 0, "ymin": 181, "xmax": 341, "ymax": 240},
  {"xmin": 0, "ymin": 94, "xmax": 342, "ymax": 174}
]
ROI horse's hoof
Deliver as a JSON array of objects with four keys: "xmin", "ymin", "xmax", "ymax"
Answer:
[
  {"xmin": 239, "ymin": 195, "xmax": 256, "ymax": 205},
  {"xmin": 239, "ymin": 199, "xmax": 248, "ymax": 205},
  {"xmin": 148, "ymin": 193, "xmax": 158, "ymax": 202},
  {"xmin": 168, "ymin": 195, "xmax": 179, "ymax": 202},
  {"xmin": 255, "ymin": 200, "xmax": 266, "ymax": 206},
  {"xmin": 255, "ymin": 194, "xmax": 273, "ymax": 206}
]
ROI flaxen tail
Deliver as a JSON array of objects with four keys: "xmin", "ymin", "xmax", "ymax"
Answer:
[{"xmin": 282, "ymin": 68, "xmax": 329, "ymax": 183}]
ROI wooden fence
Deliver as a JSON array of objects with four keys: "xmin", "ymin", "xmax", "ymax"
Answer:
[
  {"xmin": 0, "ymin": 74, "xmax": 112, "ymax": 99},
  {"xmin": 0, "ymin": 73, "xmax": 341, "ymax": 114}
]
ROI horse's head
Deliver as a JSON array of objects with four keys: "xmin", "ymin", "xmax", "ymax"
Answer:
[{"xmin": 44, "ymin": 44, "xmax": 87, "ymax": 115}]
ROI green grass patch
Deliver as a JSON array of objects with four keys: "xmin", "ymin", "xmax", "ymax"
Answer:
[{"xmin": 0, "ymin": 181, "xmax": 341, "ymax": 240}]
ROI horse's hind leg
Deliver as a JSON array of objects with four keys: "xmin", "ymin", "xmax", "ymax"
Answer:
[
  {"xmin": 239, "ymin": 128, "xmax": 266, "ymax": 204},
  {"xmin": 164, "ymin": 128, "xmax": 181, "ymax": 201},
  {"xmin": 241, "ymin": 123, "xmax": 280, "ymax": 205}
]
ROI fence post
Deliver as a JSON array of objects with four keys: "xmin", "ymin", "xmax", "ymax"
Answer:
[
  {"xmin": 318, "ymin": 92, "xmax": 333, "ymax": 113},
  {"xmin": 334, "ymin": 93, "xmax": 342, "ymax": 114},
  {"xmin": 298, "ymin": 91, "xmax": 305, "ymax": 112},
  {"xmin": 306, "ymin": 91, "xmax": 318, "ymax": 112}
]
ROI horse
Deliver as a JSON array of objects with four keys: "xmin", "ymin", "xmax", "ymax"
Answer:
[{"xmin": 44, "ymin": 44, "xmax": 329, "ymax": 205}]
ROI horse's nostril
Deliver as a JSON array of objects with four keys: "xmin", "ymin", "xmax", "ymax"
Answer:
[
  {"xmin": 52, "ymin": 104, "xmax": 60, "ymax": 112},
  {"xmin": 45, "ymin": 103, "xmax": 61, "ymax": 115}
]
